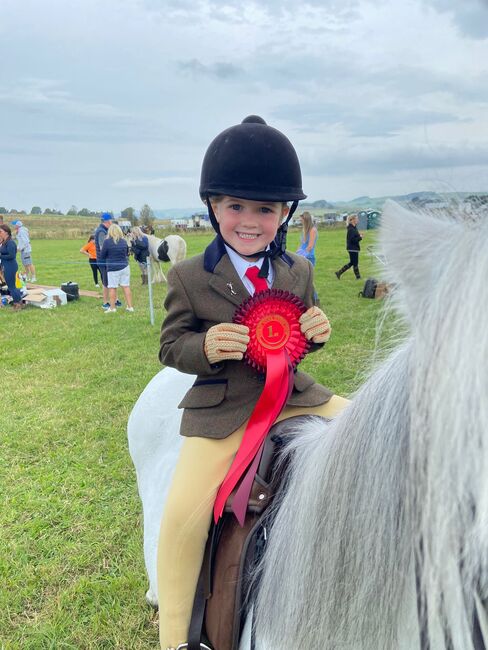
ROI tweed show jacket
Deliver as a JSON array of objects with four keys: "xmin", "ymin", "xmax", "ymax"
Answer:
[{"xmin": 159, "ymin": 237, "xmax": 332, "ymax": 439}]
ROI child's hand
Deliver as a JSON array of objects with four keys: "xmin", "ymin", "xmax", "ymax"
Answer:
[
  {"xmin": 204, "ymin": 323, "xmax": 250, "ymax": 364},
  {"xmin": 299, "ymin": 307, "xmax": 331, "ymax": 344}
]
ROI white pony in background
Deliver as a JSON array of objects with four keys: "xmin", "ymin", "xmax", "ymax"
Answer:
[
  {"xmin": 128, "ymin": 201, "xmax": 488, "ymax": 649},
  {"xmin": 146, "ymin": 233, "xmax": 187, "ymax": 283}
]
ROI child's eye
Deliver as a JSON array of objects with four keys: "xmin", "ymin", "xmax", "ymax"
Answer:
[
  {"xmin": 230, "ymin": 204, "xmax": 242, "ymax": 212},
  {"xmin": 260, "ymin": 207, "xmax": 273, "ymax": 214}
]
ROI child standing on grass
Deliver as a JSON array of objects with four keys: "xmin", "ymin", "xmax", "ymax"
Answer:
[
  {"xmin": 157, "ymin": 116, "xmax": 345, "ymax": 649},
  {"xmin": 79, "ymin": 235, "xmax": 100, "ymax": 287}
]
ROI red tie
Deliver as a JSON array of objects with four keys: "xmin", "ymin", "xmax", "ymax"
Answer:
[{"xmin": 245, "ymin": 265, "xmax": 268, "ymax": 293}]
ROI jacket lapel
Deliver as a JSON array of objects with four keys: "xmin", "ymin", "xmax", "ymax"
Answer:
[
  {"xmin": 272, "ymin": 256, "xmax": 299, "ymax": 294},
  {"xmin": 208, "ymin": 253, "xmax": 299, "ymax": 306},
  {"xmin": 208, "ymin": 255, "xmax": 249, "ymax": 307}
]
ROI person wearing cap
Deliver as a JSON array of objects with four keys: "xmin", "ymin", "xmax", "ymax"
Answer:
[
  {"xmin": 94, "ymin": 213, "xmax": 121, "ymax": 309},
  {"xmin": 156, "ymin": 116, "xmax": 346, "ymax": 649},
  {"xmin": 11, "ymin": 220, "xmax": 36, "ymax": 282}
]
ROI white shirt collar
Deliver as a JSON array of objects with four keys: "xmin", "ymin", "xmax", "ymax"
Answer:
[{"xmin": 224, "ymin": 244, "xmax": 274, "ymax": 294}]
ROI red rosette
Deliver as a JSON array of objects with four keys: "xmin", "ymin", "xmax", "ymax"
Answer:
[{"xmin": 233, "ymin": 288, "xmax": 310, "ymax": 373}]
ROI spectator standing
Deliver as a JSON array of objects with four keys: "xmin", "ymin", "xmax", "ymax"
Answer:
[
  {"xmin": 94, "ymin": 213, "xmax": 121, "ymax": 309},
  {"xmin": 99, "ymin": 224, "xmax": 134, "ymax": 313},
  {"xmin": 296, "ymin": 211, "xmax": 318, "ymax": 266},
  {"xmin": 0, "ymin": 225, "xmax": 25, "ymax": 310},
  {"xmin": 335, "ymin": 214, "xmax": 363, "ymax": 280},
  {"xmin": 11, "ymin": 220, "xmax": 36, "ymax": 282},
  {"xmin": 130, "ymin": 226, "xmax": 150, "ymax": 284},
  {"xmin": 79, "ymin": 235, "xmax": 100, "ymax": 287}
]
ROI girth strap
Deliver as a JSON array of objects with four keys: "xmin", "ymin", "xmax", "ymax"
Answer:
[{"xmin": 188, "ymin": 525, "xmax": 219, "ymax": 650}]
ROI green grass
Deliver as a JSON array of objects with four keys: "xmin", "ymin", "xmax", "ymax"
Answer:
[{"xmin": 0, "ymin": 229, "xmax": 395, "ymax": 649}]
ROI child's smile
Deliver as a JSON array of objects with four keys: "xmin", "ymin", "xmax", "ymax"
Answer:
[{"xmin": 212, "ymin": 196, "xmax": 288, "ymax": 259}]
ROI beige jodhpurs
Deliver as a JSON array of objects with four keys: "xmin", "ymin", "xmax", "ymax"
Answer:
[{"xmin": 157, "ymin": 396, "xmax": 349, "ymax": 649}]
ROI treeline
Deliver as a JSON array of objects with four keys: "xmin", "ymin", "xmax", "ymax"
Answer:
[{"xmin": 0, "ymin": 203, "xmax": 156, "ymax": 227}]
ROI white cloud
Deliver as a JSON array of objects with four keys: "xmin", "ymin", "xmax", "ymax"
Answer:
[
  {"xmin": 0, "ymin": 78, "xmax": 131, "ymax": 121},
  {"xmin": 424, "ymin": 0, "xmax": 488, "ymax": 39},
  {"xmin": 113, "ymin": 176, "xmax": 194, "ymax": 188},
  {"xmin": 0, "ymin": 0, "xmax": 486, "ymax": 210}
]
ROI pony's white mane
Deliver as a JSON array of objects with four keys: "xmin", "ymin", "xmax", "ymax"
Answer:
[{"xmin": 255, "ymin": 201, "xmax": 488, "ymax": 649}]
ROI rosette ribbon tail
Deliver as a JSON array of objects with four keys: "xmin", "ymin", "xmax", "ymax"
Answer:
[{"xmin": 213, "ymin": 348, "xmax": 294, "ymax": 525}]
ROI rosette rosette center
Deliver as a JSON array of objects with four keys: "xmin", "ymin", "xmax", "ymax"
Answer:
[{"xmin": 233, "ymin": 289, "xmax": 310, "ymax": 373}]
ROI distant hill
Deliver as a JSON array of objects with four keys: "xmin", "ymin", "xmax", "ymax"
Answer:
[
  {"xmin": 153, "ymin": 207, "xmax": 203, "ymax": 220},
  {"xmin": 306, "ymin": 191, "xmax": 487, "ymax": 212},
  {"xmin": 301, "ymin": 199, "xmax": 335, "ymax": 209},
  {"xmin": 151, "ymin": 191, "xmax": 487, "ymax": 220}
]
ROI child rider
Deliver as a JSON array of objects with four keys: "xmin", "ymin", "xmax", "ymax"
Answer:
[{"xmin": 157, "ymin": 116, "xmax": 347, "ymax": 649}]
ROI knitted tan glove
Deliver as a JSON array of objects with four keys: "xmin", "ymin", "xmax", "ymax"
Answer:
[
  {"xmin": 204, "ymin": 323, "xmax": 250, "ymax": 364},
  {"xmin": 299, "ymin": 306, "xmax": 331, "ymax": 343}
]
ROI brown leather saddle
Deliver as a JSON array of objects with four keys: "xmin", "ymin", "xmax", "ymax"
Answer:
[{"xmin": 187, "ymin": 419, "xmax": 295, "ymax": 650}]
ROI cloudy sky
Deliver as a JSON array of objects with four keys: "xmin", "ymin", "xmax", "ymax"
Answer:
[{"xmin": 1, "ymin": 0, "xmax": 488, "ymax": 213}]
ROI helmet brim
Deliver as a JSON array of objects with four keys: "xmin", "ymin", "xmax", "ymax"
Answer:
[{"xmin": 201, "ymin": 186, "xmax": 306, "ymax": 202}]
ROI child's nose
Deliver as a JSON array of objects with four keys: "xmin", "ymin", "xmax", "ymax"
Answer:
[{"xmin": 241, "ymin": 208, "xmax": 258, "ymax": 222}]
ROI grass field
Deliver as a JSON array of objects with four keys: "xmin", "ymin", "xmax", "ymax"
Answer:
[{"xmin": 0, "ymin": 229, "xmax": 396, "ymax": 649}]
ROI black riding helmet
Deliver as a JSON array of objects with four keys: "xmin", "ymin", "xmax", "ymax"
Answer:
[{"xmin": 200, "ymin": 116, "xmax": 306, "ymax": 275}]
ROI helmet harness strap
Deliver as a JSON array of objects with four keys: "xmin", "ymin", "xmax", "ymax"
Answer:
[{"xmin": 206, "ymin": 197, "xmax": 299, "ymax": 279}]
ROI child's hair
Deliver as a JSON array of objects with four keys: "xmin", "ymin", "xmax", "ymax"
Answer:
[
  {"xmin": 208, "ymin": 194, "xmax": 289, "ymax": 224},
  {"xmin": 87, "ymin": 234, "xmax": 94, "ymax": 242},
  {"xmin": 300, "ymin": 211, "xmax": 314, "ymax": 236},
  {"xmin": 108, "ymin": 223, "xmax": 124, "ymax": 243},
  {"xmin": 346, "ymin": 214, "xmax": 358, "ymax": 226}
]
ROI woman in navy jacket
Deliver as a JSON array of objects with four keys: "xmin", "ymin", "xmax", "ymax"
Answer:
[
  {"xmin": 99, "ymin": 223, "xmax": 134, "ymax": 312},
  {"xmin": 0, "ymin": 225, "xmax": 24, "ymax": 310}
]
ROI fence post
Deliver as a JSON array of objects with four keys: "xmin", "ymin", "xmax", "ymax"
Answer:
[{"xmin": 146, "ymin": 256, "xmax": 155, "ymax": 326}]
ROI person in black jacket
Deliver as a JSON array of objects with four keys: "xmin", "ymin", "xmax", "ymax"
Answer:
[
  {"xmin": 0, "ymin": 224, "xmax": 24, "ymax": 310},
  {"xmin": 335, "ymin": 214, "xmax": 363, "ymax": 279}
]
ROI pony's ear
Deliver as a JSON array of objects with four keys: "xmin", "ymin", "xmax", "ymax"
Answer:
[{"xmin": 379, "ymin": 200, "xmax": 461, "ymax": 320}]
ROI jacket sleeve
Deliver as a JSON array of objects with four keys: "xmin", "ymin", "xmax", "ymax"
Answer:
[
  {"xmin": 159, "ymin": 266, "xmax": 222, "ymax": 376},
  {"xmin": 99, "ymin": 239, "xmax": 108, "ymax": 262},
  {"xmin": 96, "ymin": 229, "xmax": 106, "ymax": 254},
  {"xmin": 16, "ymin": 230, "xmax": 28, "ymax": 251}
]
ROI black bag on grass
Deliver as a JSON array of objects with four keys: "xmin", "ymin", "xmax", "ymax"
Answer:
[
  {"xmin": 359, "ymin": 277, "xmax": 377, "ymax": 299},
  {"xmin": 61, "ymin": 281, "xmax": 79, "ymax": 301}
]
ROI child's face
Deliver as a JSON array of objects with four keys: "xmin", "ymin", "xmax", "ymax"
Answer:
[{"xmin": 212, "ymin": 196, "xmax": 288, "ymax": 259}]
